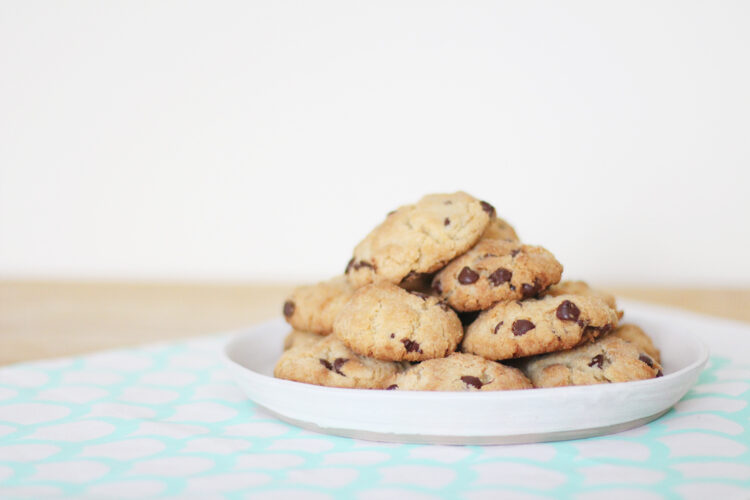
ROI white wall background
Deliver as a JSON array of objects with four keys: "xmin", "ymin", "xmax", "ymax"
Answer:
[{"xmin": 1, "ymin": 1, "xmax": 748, "ymax": 285}]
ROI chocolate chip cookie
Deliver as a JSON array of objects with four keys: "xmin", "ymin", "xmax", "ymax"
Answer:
[
  {"xmin": 518, "ymin": 334, "xmax": 663, "ymax": 388},
  {"xmin": 283, "ymin": 329, "xmax": 324, "ymax": 351},
  {"xmin": 482, "ymin": 217, "xmax": 519, "ymax": 242},
  {"xmin": 612, "ymin": 323, "xmax": 661, "ymax": 363},
  {"xmin": 274, "ymin": 335, "xmax": 407, "ymax": 389},
  {"xmin": 432, "ymin": 239, "xmax": 563, "ymax": 311},
  {"xmin": 345, "ymin": 192, "xmax": 492, "ymax": 288},
  {"xmin": 461, "ymin": 293, "xmax": 619, "ymax": 360},
  {"xmin": 333, "ymin": 282, "xmax": 463, "ymax": 362},
  {"xmin": 390, "ymin": 353, "xmax": 533, "ymax": 391},
  {"xmin": 283, "ymin": 275, "xmax": 355, "ymax": 335}
]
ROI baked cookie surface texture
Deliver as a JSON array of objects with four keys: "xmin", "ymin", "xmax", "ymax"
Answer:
[
  {"xmin": 333, "ymin": 282, "xmax": 463, "ymax": 362},
  {"xmin": 546, "ymin": 280, "xmax": 622, "ymax": 318},
  {"xmin": 282, "ymin": 276, "xmax": 355, "ymax": 335},
  {"xmin": 462, "ymin": 294, "xmax": 619, "ymax": 360},
  {"xmin": 282, "ymin": 329, "xmax": 324, "ymax": 351},
  {"xmin": 611, "ymin": 323, "xmax": 661, "ymax": 363},
  {"xmin": 433, "ymin": 239, "xmax": 562, "ymax": 312},
  {"xmin": 346, "ymin": 192, "xmax": 492, "ymax": 287},
  {"xmin": 274, "ymin": 335, "xmax": 406, "ymax": 389},
  {"xmin": 392, "ymin": 353, "xmax": 532, "ymax": 391},
  {"xmin": 519, "ymin": 334, "xmax": 663, "ymax": 388},
  {"xmin": 481, "ymin": 217, "xmax": 520, "ymax": 242}
]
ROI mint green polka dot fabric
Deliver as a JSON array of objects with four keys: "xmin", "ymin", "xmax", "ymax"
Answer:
[{"xmin": 1, "ymin": 325, "xmax": 749, "ymax": 498}]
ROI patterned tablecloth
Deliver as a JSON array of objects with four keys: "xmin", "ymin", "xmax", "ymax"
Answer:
[{"xmin": 1, "ymin": 307, "xmax": 749, "ymax": 499}]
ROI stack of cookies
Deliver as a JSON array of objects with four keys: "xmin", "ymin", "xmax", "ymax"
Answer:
[{"xmin": 274, "ymin": 192, "xmax": 663, "ymax": 391}]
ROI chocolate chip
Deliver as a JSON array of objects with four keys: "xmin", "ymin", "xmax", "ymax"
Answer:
[
  {"xmin": 458, "ymin": 266, "xmax": 479, "ymax": 284},
  {"xmin": 444, "ymin": 217, "xmax": 450, "ymax": 226},
  {"xmin": 333, "ymin": 358, "xmax": 348, "ymax": 375},
  {"xmin": 521, "ymin": 279, "xmax": 542, "ymax": 299},
  {"xmin": 480, "ymin": 201, "xmax": 495, "ymax": 216},
  {"xmin": 390, "ymin": 333, "xmax": 395, "ymax": 339},
  {"xmin": 410, "ymin": 291, "xmax": 428, "ymax": 300},
  {"xmin": 353, "ymin": 260, "xmax": 374, "ymax": 271},
  {"xmin": 510, "ymin": 249, "xmax": 521, "ymax": 257},
  {"xmin": 656, "ymin": 370, "xmax": 663, "ymax": 377},
  {"xmin": 461, "ymin": 375, "xmax": 484, "ymax": 389},
  {"xmin": 283, "ymin": 301, "xmax": 295, "ymax": 317},
  {"xmin": 512, "ymin": 319, "xmax": 535, "ymax": 336},
  {"xmin": 432, "ymin": 280, "xmax": 443, "ymax": 295},
  {"xmin": 401, "ymin": 339, "xmax": 422, "ymax": 353},
  {"xmin": 345, "ymin": 257, "xmax": 355, "ymax": 273},
  {"xmin": 600, "ymin": 323, "xmax": 613, "ymax": 335},
  {"xmin": 577, "ymin": 319, "xmax": 585, "ymax": 328},
  {"xmin": 638, "ymin": 354, "xmax": 654, "ymax": 368},
  {"xmin": 488, "ymin": 268, "xmax": 512, "ymax": 286},
  {"xmin": 386, "ymin": 384, "xmax": 398, "ymax": 390},
  {"xmin": 588, "ymin": 354, "xmax": 604, "ymax": 368},
  {"xmin": 556, "ymin": 300, "xmax": 581, "ymax": 322},
  {"xmin": 493, "ymin": 321, "xmax": 504, "ymax": 334},
  {"xmin": 509, "ymin": 284, "xmax": 516, "ymax": 291},
  {"xmin": 319, "ymin": 359, "xmax": 333, "ymax": 370}
]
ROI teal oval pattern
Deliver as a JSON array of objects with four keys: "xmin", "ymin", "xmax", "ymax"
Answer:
[{"xmin": 0, "ymin": 337, "xmax": 748, "ymax": 499}]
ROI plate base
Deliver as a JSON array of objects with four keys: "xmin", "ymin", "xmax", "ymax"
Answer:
[{"xmin": 263, "ymin": 407, "xmax": 670, "ymax": 445}]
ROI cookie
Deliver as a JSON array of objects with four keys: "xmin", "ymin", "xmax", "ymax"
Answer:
[
  {"xmin": 518, "ymin": 335, "xmax": 663, "ymax": 388},
  {"xmin": 282, "ymin": 276, "xmax": 355, "ymax": 334},
  {"xmin": 283, "ymin": 329, "xmax": 324, "ymax": 351},
  {"xmin": 462, "ymin": 293, "xmax": 619, "ymax": 360},
  {"xmin": 390, "ymin": 353, "xmax": 533, "ymax": 391},
  {"xmin": 612, "ymin": 323, "xmax": 661, "ymax": 363},
  {"xmin": 333, "ymin": 282, "xmax": 463, "ymax": 362},
  {"xmin": 482, "ymin": 217, "xmax": 519, "ymax": 242},
  {"xmin": 546, "ymin": 280, "xmax": 622, "ymax": 318},
  {"xmin": 274, "ymin": 335, "xmax": 407, "ymax": 389},
  {"xmin": 432, "ymin": 239, "xmax": 563, "ymax": 311},
  {"xmin": 345, "ymin": 192, "xmax": 492, "ymax": 288}
]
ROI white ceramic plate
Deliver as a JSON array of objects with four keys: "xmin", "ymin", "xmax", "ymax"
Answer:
[{"xmin": 222, "ymin": 300, "xmax": 709, "ymax": 444}]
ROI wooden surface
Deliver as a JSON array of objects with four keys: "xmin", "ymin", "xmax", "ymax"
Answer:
[{"xmin": 1, "ymin": 281, "xmax": 748, "ymax": 366}]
